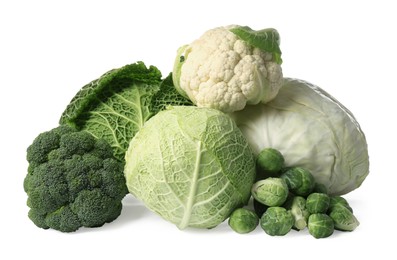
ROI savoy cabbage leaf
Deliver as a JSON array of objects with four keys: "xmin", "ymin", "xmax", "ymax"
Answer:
[{"xmin": 60, "ymin": 62, "xmax": 192, "ymax": 161}]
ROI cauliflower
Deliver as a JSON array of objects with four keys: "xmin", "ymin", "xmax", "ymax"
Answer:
[{"xmin": 173, "ymin": 25, "xmax": 283, "ymax": 113}]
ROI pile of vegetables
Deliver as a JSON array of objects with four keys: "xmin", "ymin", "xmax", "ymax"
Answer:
[
  {"xmin": 23, "ymin": 25, "xmax": 369, "ymax": 238},
  {"xmin": 228, "ymin": 148, "xmax": 360, "ymax": 238}
]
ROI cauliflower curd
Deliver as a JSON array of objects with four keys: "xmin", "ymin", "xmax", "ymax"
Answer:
[{"xmin": 173, "ymin": 25, "xmax": 283, "ymax": 113}]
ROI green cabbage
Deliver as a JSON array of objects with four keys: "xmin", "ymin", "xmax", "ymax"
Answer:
[
  {"xmin": 231, "ymin": 78, "xmax": 369, "ymax": 195},
  {"xmin": 60, "ymin": 62, "xmax": 192, "ymax": 161},
  {"xmin": 124, "ymin": 106, "xmax": 256, "ymax": 229}
]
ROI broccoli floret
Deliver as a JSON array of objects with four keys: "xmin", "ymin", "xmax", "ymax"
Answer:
[{"xmin": 24, "ymin": 125, "xmax": 128, "ymax": 232}]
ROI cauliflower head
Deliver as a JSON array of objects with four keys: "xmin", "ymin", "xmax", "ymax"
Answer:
[{"xmin": 173, "ymin": 25, "xmax": 283, "ymax": 113}]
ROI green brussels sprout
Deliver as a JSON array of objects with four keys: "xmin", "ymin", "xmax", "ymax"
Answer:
[
  {"xmin": 228, "ymin": 208, "xmax": 259, "ymax": 234},
  {"xmin": 284, "ymin": 195, "xmax": 310, "ymax": 230},
  {"xmin": 328, "ymin": 196, "xmax": 353, "ymax": 213},
  {"xmin": 251, "ymin": 178, "xmax": 289, "ymax": 207},
  {"xmin": 253, "ymin": 199, "xmax": 268, "ymax": 218},
  {"xmin": 280, "ymin": 167, "xmax": 315, "ymax": 196},
  {"xmin": 312, "ymin": 182, "xmax": 328, "ymax": 194},
  {"xmin": 308, "ymin": 213, "xmax": 334, "ymax": 239},
  {"xmin": 329, "ymin": 204, "xmax": 359, "ymax": 231},
  {"xmin": 260, "ymin": 207, "xmax": 294, "ymax": 236},
  {"xmin": 306, "ymin": 193, "xmax": 330, "ymax": 214},
  {"xmin": 256, "ymin": 148, "xmax": 285, "ymax": 177}
]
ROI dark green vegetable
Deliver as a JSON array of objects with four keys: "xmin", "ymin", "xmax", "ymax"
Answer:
[
  {"xmin": 228, "ymin": 208, "xmax": 259, "ymax": 234},
  {"xmin": 150, "ymin": 72, "xmax": 194, "ymax": 112},
  {"xmin": 60, "ymin": 62, "xmax": 192, "ymax": 161},
  {"xmin": 328, "ymin": 196, "xmax": 353, "ymax": 213},
  {"xmin": 256, "ymin": 148, "xmax": 285, "ymax": 177},
  {"xmin": 312, "ymin": 183, "xmax": 328, "ymax": 194},
  {"xmin": 306, "ymin": 193, "xmax": 330, "ymax": 214},
  {"xmin": 24, "ymin": 125, "xmax": 128, "ymax": 232},
  {"xmin": 329, "ymin": 204, "xmax": 360, "ymax": 231},
  {"xmin": 281, "ymin": 167, "xmax": 315, "ymax": 196},
  {"xmin": 260, "ymin": 207, "xmax": 294, "ymax": 236},
  {"xmin": 308, "ymin": 214, "xmax": 334, "ymax": 239}
]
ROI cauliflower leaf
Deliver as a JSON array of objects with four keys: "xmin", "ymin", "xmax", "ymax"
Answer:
[{"xmin": 229, "ymin": 26, "xmax": 282, "ymax": 64}]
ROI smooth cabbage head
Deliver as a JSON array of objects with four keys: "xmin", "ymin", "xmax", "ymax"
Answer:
[
  {"xmin": 124, "ymin": 106, "xmax": 256, "ymax": 229},
  {"xmin": 231, "ymin": 78, "xmax": 369, "ymax": 195}
]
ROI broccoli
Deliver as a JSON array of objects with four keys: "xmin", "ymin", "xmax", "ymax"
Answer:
[{"xmin": 24, "ymin": 125, "xmax": 128, "ymax": 232}]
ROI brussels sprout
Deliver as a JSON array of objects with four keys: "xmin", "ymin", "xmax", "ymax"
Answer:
[
  {"xmin": 328, "ymin": 196, "xmax": 353, "ymax": 213},
  {"xmin": 260, "ymin": 207, "xmax": 294, "ymax": 236},
  {"xmin": 256, "ymin": 148, "xmax": 285, "ymax": 177},
  {"xmin": 306, "ymin": 193, "xmax": 330, "ymax": 214},
  {"xmin": 251, "ymin": 178, "xmax": 289, "ymax": 206},
  {"xmin": 281, "ymin": 167, "xmax": 315, "ymax": 196},
  {"xmin": 253, "ymin": 199, "xmax": 269, "ymax": 218},
  {"xmin": 228, "ymin": 208, "xmax": 259, "ymax": 234},
  {"xmin": 329, "ymin": 204, "xmax": 359, "ymax": 231},
  {"xmin": 313, "ymin": 182, "xmax": 328, "ymax": 194},
  {"xmin": 284, "ymin": 195, "xmax": 310, "ymax": 230},
  {"xmin": 308, "ymin": 213, "xmax": 334, "ymax": 239}
]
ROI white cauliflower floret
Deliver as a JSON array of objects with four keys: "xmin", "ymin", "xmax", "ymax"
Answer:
[{"xmin": 173, "ymin": 25, "xmax": 283, "ymax": 113}]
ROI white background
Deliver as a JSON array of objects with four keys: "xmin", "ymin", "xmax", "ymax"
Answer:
[{"xmin": 1, "ymin": 0, "xmax": 395, "ymax": 258}]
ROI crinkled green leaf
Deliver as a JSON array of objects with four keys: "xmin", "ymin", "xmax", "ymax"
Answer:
[
  {"xmin": 60, "ymin": 62, "xmax": 192, "ymax": 161},
  {"xmin": 150, "ymin": 72, "xmax": 193, "ymax": 112}
]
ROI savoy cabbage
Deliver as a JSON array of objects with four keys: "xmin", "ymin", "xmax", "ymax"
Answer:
[{"xmin": 60, "ymin": 62, "xmax": 192, "ymax": 161}]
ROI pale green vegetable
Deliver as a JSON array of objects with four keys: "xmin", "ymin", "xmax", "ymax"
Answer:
[
  {"xmin": 329, "ymin": 204, "xmax": 359, "ymax": 231},
  {"xmin": 284, "ymin": 195, "xmax": 310, "ymax": 230},
  {"xmin": 260, "ymin": 207, "xmax": 294, "ymax": 236},
  {"xmin": 256, "ymin": 147, "xmax": 285, "ymax": 176},
  {"xmin": 231, "ymin": 78, "xmax": 369, "ymax": 195},
  {"xmin": 281, "ymin": 167, "xmax": 315, "ymax": 196},
  {"xmin": 124, "ymin": 106, "xmax": 256, "ymax": 229},
  {"xmin": 251, "ymin": 178, "xmax": 288, "ymax": 206},
  {"xmin": 308, "ymin": 214, "xmax": 334, "ymax": 239},
  {"xmin": 228, "ymin": 208, "xmax": 259, "ymax": 234},
  {"xmin": 306, "ymin": 193, "xmax": 330, "ymax": 214}
]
